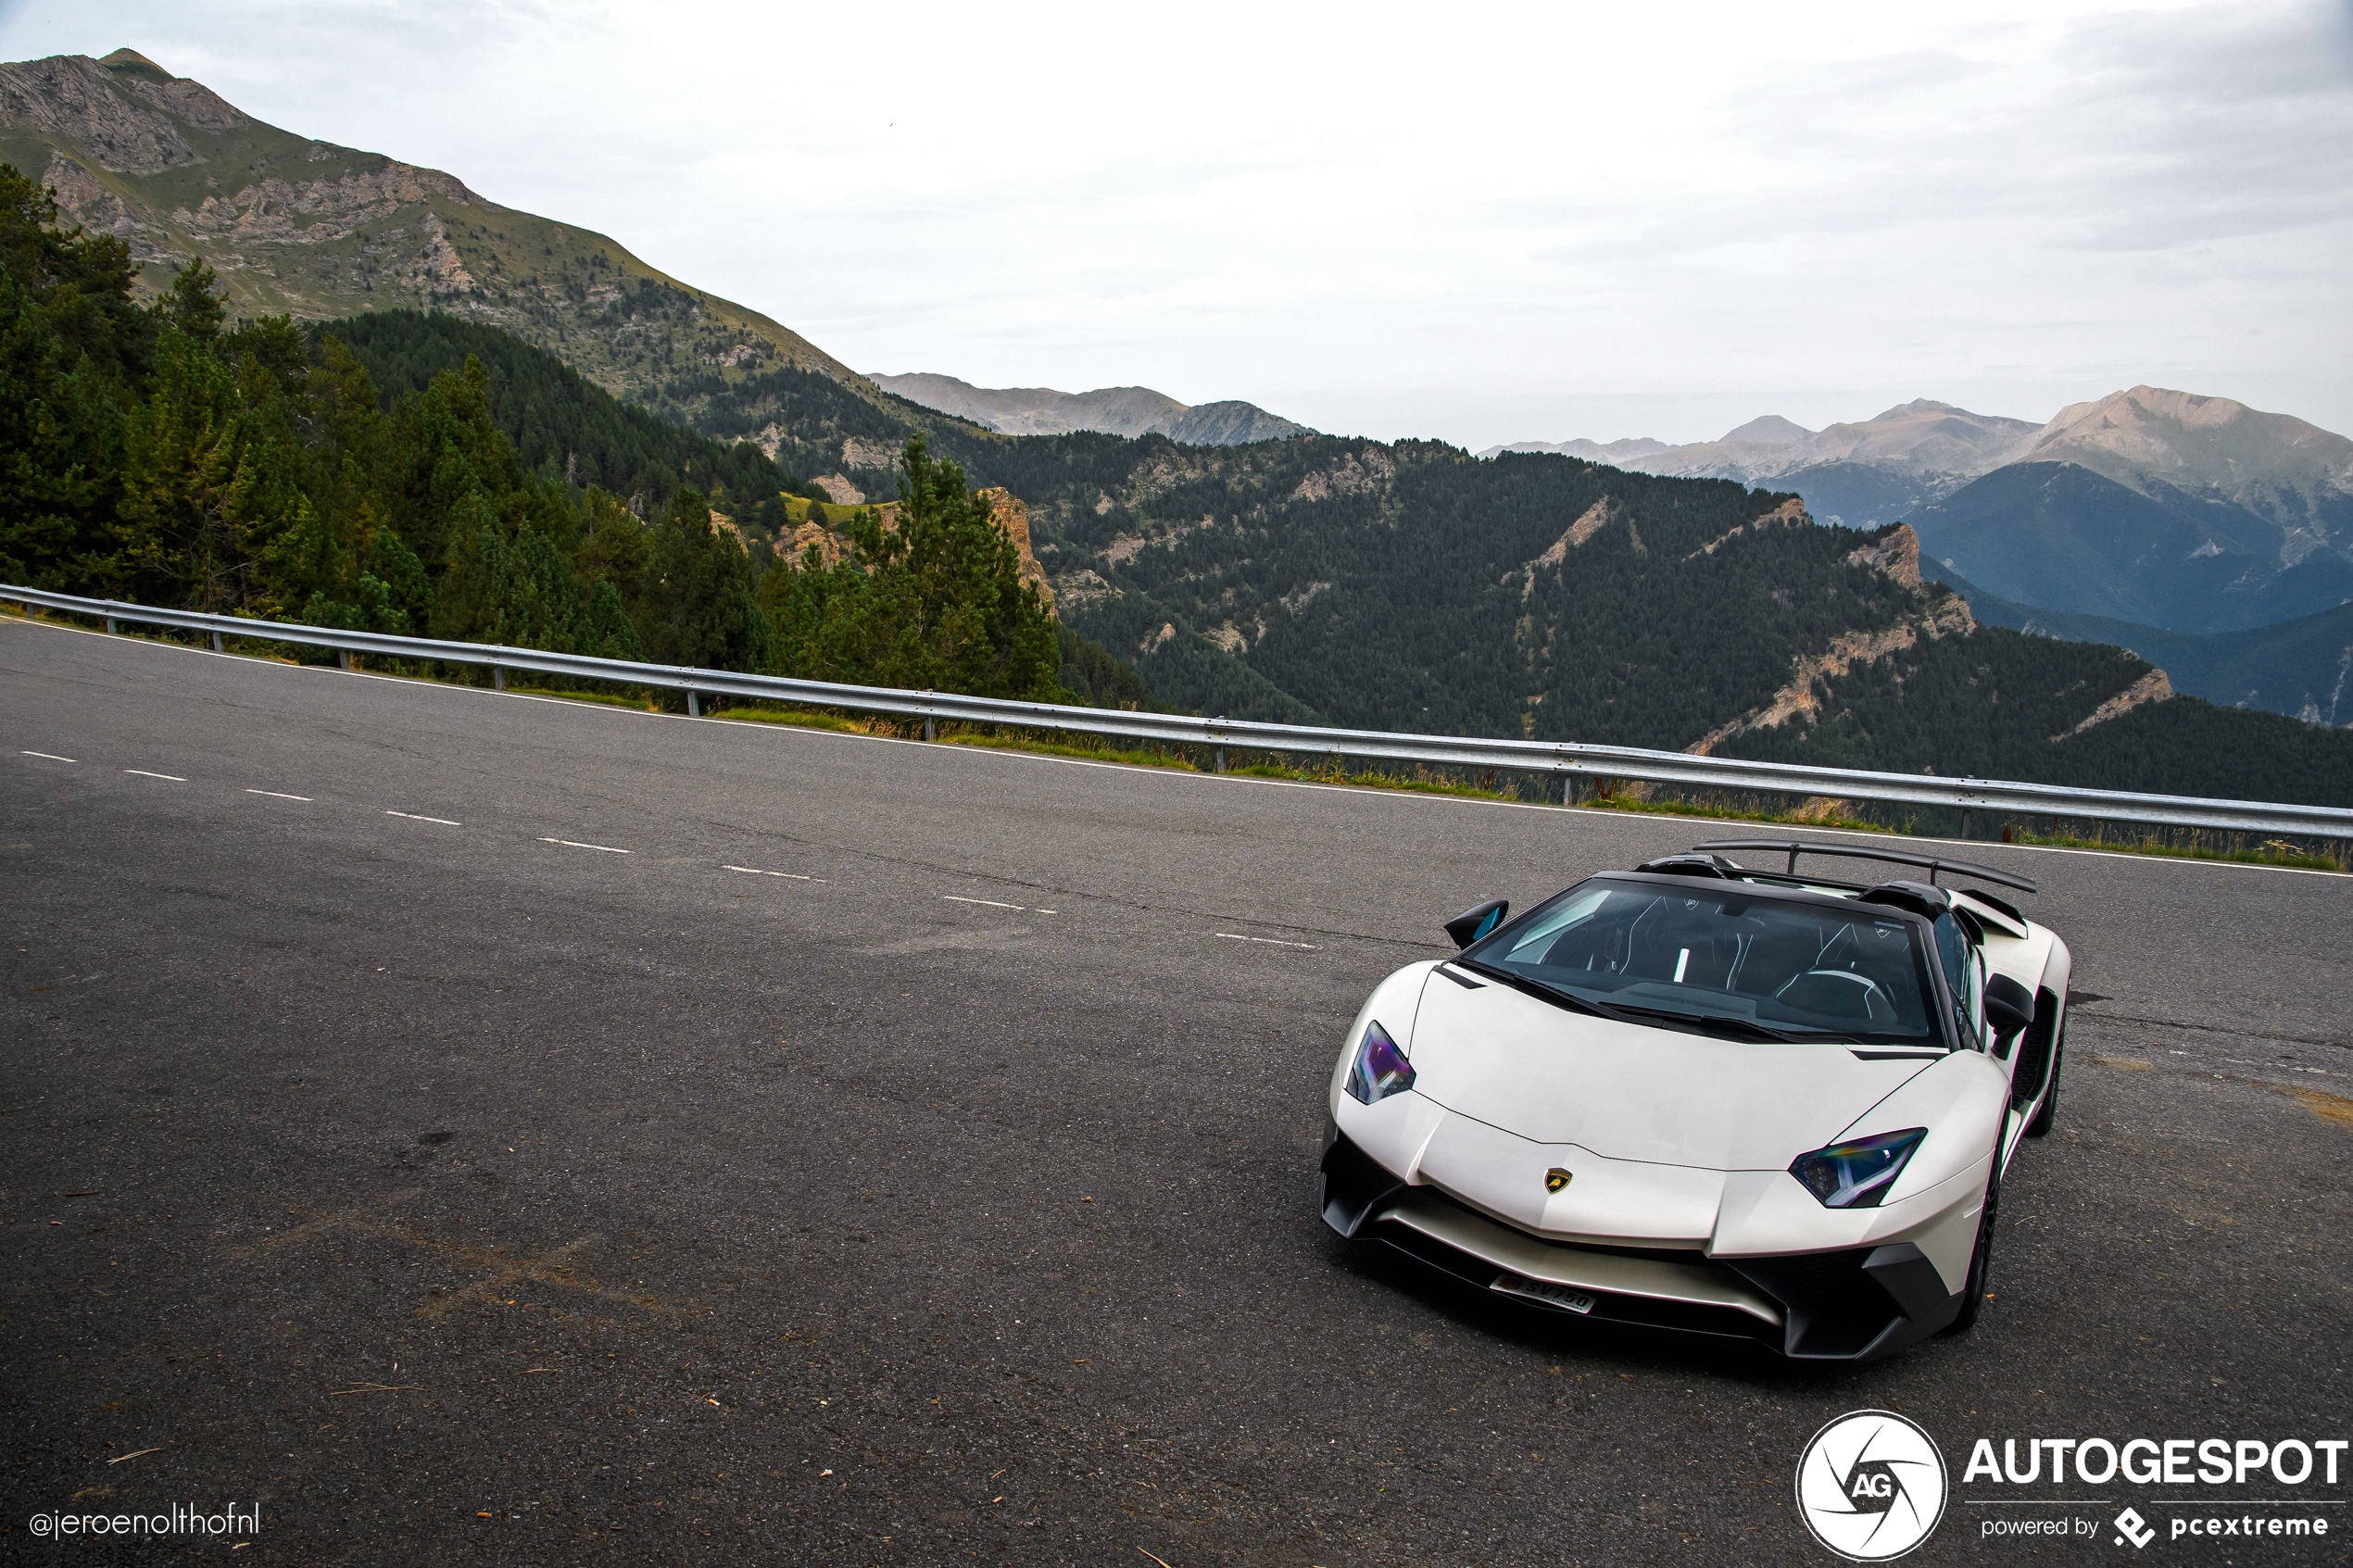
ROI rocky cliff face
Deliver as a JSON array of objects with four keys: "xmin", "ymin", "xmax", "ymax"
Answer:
[{"xmin": 979, "ymin": 488, "xmax": 1054, "ymax": 613}]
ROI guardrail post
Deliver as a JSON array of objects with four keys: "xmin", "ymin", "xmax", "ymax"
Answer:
[
  {"xmin": 493, "ymin": 666, "xmax": 505, "ymax": 691},
  {"xmin": 338, "ymin": 649, "xmax": 350, "ymax": 671},
  {"xmin": 687, "ymin": 690, "xmax": 700, "ymax": 718},
  {"xmin": 104, "ymin": 616, "xmax": 117, "ymax": 634},
  {"xmin": 211, "ymin": 631, "xmax": 223, "ymax": 654},
  {"xmin": 924, "ymin": 715, "xmax": 936, "ymax": 742}
]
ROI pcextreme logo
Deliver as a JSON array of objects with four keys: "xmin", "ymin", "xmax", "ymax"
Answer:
[{"xmin": 1796, "ymin": 1410, "xmax": 1950, "ymax": 1562}]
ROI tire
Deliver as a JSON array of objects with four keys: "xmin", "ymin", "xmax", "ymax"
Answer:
[
  {"xmin": 1943, "ymin": 1160, "xmax": 2002, "ymax": 1335},
  {"xmin": 2024, "ymin": 1022, "xmax": 2065, "ymax": 1137}
]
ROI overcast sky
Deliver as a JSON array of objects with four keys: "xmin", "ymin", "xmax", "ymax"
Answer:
[{"xmin": 5, "ymin": 0, "xmax": 2349, "ymax": 445}]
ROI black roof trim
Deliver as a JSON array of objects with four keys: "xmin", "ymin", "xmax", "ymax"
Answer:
[
  {"xmin": 1860, "ymin": 881, "xmax": 1948, "ymax": 920},
  {"xmin": 1598, "ymin": 870, "xmax": 1931, "ymax": 923},
  {"xmin": 1634, "ymin": 853, "xmax": 1741, "ymax": 879},
  {"xmin": 1691, "ymin": 839, "xmax": 2037, "ymax": 896}
]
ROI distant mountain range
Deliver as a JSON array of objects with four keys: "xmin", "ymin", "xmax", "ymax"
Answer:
[
  {"xmin": 1483, "ymin": 400, "xmax": 2037, "ymax": 517},
  {"xmin": 1491, "ymin": 388, "xmax": 2353, "ymax": 721},
  {"xmin": 867, "ymin": 373, "xmax": 1311, "ymax": 446},
  {"xmin": 1484, "ymin": 389, "xmax": 2353, "ymax": 546},
  {"xmin": 6, "ymin": 45, "xmax": 2346, "ymax": 784}
]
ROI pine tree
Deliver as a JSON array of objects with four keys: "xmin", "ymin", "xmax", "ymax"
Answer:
[
  {"xmin": 635, "ymin": 488, "xmax": 769, "ymax": 671},
  {"xmin": 819, "ymin": 437, "xmax": 1060, "ymax": 699}
]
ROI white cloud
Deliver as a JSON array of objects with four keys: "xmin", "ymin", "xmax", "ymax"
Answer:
[{"xmin": 5, "ymin": 0, "xmax": 2347, "ymax": 444}]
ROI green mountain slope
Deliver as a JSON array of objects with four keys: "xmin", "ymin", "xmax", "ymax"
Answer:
[
  {"xmin": 322, "ymin": 309, "xmax": 799, "ymax": 520},
  {"xmin": 1719, "ymin": 624, "xmax": 2353, "ymax": 810},
  {"xmin": 0, "ymin": 47, "xmax": 992, "ymax": 499},
  {"xmin": 313, "ymin": 317, "xmax": 2353, "ymax": 807},
  {"xmin": 1929, "ymin": 564, "xmax": 2353, "ymax": 726},
  {"xmin": 1011, "ymin": 445, "xmax": 1957, "ymax": 744},
  {"xmin": 1910, "ymin": 461, "xmax": 2353, "ymax": 632}
]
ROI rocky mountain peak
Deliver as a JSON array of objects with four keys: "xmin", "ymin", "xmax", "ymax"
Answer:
[
  {"xmin": 2015, "ymin": 384, "xmax": 2353, "ymax": 538},
  {"xmin": 1869, "ymin": 398, "xmax": 1969, "ymax": 421},
  {"xmin": 1718, "ymin": 414, "xmax": 1812, "ymax": 445},
  {"xmin": 98, "ymin": 48, "xmax": 173, "ymax": 84}
]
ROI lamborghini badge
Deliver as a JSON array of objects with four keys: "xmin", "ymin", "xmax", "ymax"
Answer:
[{"xmin": 1544, "ymin": 1168, "xmax": 1572, "ymax": 1194}]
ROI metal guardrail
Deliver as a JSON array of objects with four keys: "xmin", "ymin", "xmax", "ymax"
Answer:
[{"xmin": 7, "ymin": 583, "xmax": 2350, "ymax": 844}]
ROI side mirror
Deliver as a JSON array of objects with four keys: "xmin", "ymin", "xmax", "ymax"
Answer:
[
  {"xmin": 1445, "ymin": 898, "xmax": 1509, "ymax": 950},
  {"xmin": 1983, "ymin": 973, "xmax": 2035, "ymax": 1051}
]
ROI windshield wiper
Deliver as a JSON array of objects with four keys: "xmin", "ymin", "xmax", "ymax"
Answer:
[
  {"xmin": 1648, "ymin": 1009, "xmax": 1937, "ymax": 1047},
  {"xmin": 1604, "ymin": 1003, "xmax": 1829, "ymax": 1044},
  {"xmin": 1458, "ymin": 960, "xmax": 1644, "ymax": 1025},
  {"xmin": 1690, "ymin": 1012, "xmax": 1811, "ymax": 1043}
]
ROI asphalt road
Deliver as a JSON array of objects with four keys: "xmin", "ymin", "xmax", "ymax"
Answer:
[{"xmin": 4, "ymin": 619, "xmax": 2348, "ymax": 1567}]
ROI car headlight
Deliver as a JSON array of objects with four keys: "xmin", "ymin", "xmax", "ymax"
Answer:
[
  {"xmin": 1789, "ymin": 1128, "xmax": 1927, "ymax": 1209},
  {"xmin": 1344, "ymin": 1020, "xmax": 1416, "ymax": 1105}
]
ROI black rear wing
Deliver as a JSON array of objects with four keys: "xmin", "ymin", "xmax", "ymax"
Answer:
[{"xmin": 1691, "ymin": 839, "xmax": 2038, "ymax": 897}]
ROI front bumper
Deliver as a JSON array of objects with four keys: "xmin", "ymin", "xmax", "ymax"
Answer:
[{"xmin": 1320, "ymin": 1126, "xmax": 1962, "ymax": 1361}]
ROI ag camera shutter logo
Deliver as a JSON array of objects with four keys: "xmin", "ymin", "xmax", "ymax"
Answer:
[{"xmin": 1796, "ymin": 1410, "xmax": 1948, "ymax": 1561}]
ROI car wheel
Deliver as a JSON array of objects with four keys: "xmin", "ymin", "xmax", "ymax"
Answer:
[
  {"xmin": 1943, "ymin": 1160, "xmax": 2002, "ymax": 1335},
  {"xmin": 2025, "ymin": 1022, "xmax": 2065, "ymax": 1137}
]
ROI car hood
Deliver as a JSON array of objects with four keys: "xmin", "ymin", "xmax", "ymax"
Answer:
[{"xmin": 1406, "ymin": 968, "xmax": 1936, "ymax": 1171}]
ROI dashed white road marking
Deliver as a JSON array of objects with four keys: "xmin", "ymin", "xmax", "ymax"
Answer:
[
  {"xmin": 245, "ymin": 789, "xmax": 311, "ymax": 801},
  {"xmin": 944, "ymin": 896, "xmax": 1026, "ymax": 909},
  {"xmin": 1214, "ymin": 933, "xmax": 1319, "ymax": 949},
  {"xmin": 540, "ymin": 837, "xmax": 630, "ymax": 854},
  {"xmin": 724, "ymin": 865, "xmax": 824, "ymax": 882},
  {"xmin": 386, "ymin": 809, "xmax": 461, "ymax": 826},
  {"xmin": 123, "ymin": 769, "xmax": 185, "ymax": 781},
  {"xmin": 11, "ymin": 614, "xmax": 2344, "ymax": 886}
]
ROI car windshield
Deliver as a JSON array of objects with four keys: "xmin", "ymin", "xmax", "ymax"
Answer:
[{"xmin": 1460, "ymin": 876, "xmax": 1944, "ymax": 1045}]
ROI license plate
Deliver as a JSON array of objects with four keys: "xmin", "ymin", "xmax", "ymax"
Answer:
[{"xmin": 1493, "ymin": 1273, "xmax": 1595, "ymax": 1314}]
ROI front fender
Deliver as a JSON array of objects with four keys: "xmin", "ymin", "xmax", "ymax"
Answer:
[
  {"xmin": 1327, "ymin": 961, "xmax": 1440, "ymax": 1118},
  {"xmin": 1842, "ymin": 1049, "xmax": 2011, "ymax": 1202}
]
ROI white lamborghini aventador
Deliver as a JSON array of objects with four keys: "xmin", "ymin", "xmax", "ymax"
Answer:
[{"xmin": 1320, "ymin": 840, "xmax": 2070, "ymax": 1361}]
